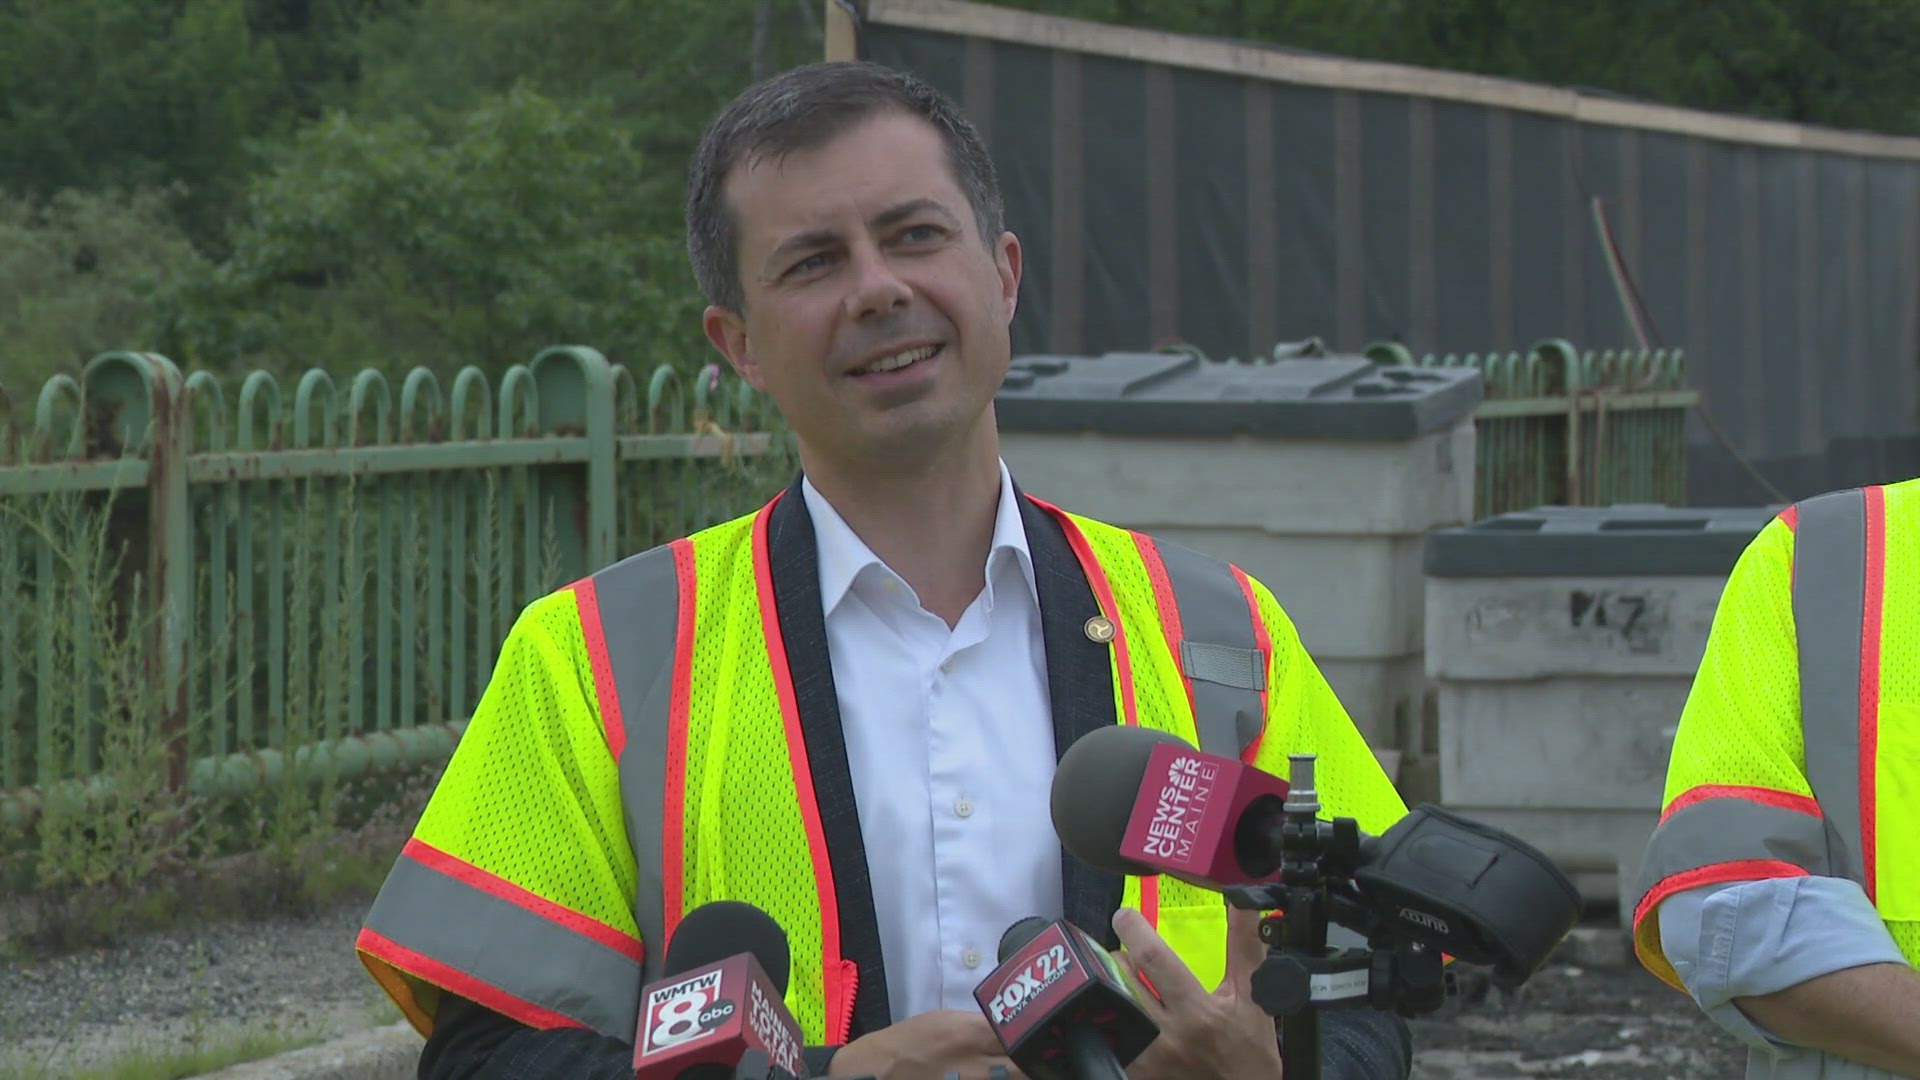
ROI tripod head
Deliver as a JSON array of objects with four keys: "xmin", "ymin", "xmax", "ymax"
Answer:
[{"xmin": 1220, "ymin": 753, "xmax": 1581, "ymax": 1075}]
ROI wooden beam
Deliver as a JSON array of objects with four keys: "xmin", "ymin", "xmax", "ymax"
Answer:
[
  {"xmin": 865, "ymin": 0, "xmax": 1920, "ymax": 161},
  {"xmin": 825, "ymin": 0, "xmax": 858, "ymax": 61}
]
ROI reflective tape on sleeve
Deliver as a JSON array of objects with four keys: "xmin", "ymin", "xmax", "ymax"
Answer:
[
  {"xmin": 1634, "ymin": 793, "xmax": 1831, "ymax": 906},
  {"xmin": 361, "ymin": 842, "xmax": 644, "ymax": 1036}
]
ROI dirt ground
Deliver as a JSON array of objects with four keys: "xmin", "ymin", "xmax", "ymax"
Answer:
[
  {"xmin": 1405, "ymin": 942, "xmax": 1750, "ymax": 1079},
  {"xmin": 0, "ymin": 893, "xmax": 1753, "ymax": 1079}
]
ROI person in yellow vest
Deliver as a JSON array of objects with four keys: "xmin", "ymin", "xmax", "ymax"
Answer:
[
  {"xmin": 1634, "ymin": 477, "xmax": 1920, "ymax": 1078},
  {"xmin": 357, "ymin": 60, "xmax": 1413, "ymax": 1079}
]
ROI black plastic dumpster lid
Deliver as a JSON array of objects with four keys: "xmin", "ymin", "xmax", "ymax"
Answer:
[
  {"xmin": 995, "ymin": 352, "xmax": 1483, "ymax": 439},
  {"xmin": 1423, "ymin": 504, "xmax": 1787, "ymax": 578}
]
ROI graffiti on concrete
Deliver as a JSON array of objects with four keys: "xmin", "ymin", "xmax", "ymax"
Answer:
[{"xmin": 1568, "ymin": 589, "xmax": 1669, "ymax": 654}]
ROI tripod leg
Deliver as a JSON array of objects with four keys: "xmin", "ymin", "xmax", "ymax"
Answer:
[{"xmin": 1281, "ymin": 1011, "xmax": 1320, "ymax": 1080}]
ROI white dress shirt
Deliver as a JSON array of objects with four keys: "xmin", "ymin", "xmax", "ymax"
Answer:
[{"xmin": 800, "ymin": 461, "xmax": 1063, "ymax": 1022}]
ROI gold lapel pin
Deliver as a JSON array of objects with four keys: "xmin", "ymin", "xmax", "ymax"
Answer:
[{"xmin": 1083, "ymin": 615, "xmax": 1116, "ymax": 643}]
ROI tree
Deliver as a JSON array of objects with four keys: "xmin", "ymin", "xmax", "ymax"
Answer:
[
  {"xmin": 348, "ymin": 0, "xmax": 821, "ymax": 163},
  {"xmin": 1001, "ymin": 0, "xmax": 1920, "ymax": 136},
  {"xmin": 0, "ymin": 0, "xmax": 288, "ymax": 243},
  {"xmin": 161, "ymin": 88, "xmax": 705, "ymax": 376},
  {"xmin": 0, "ymin": 188, "xmax": 209, "ymax": 391}
]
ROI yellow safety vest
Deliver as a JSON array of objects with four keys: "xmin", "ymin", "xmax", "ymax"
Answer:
[
  {"xmin": 1635, "ymin": 477, "xmax": 1920, "ymax": 991},
  {"xmin": 358, "ymin": 486, "xmax": 1406, "ymax": 1045}
]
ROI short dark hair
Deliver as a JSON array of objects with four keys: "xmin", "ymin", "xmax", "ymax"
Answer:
[{"xmin": 685, "ymin": 60, "xmax": 1005, "ymax": 313}]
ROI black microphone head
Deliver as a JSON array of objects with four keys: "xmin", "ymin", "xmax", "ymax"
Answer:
[
  {"xmin": 1050, "ymin": 725, "xmax": 1193, "ymax": 877},
  {"xmin": 996, "ymin": 916, "xmax": 1052, "ymax": 964},
  {"xmin": 662, "ymin": 900, "xmax": 791, "ymax": 995}
]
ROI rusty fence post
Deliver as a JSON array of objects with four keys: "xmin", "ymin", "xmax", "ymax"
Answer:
[{"xmin": 82, "ymin": 352, "xmax": 193, "ymax": 792}]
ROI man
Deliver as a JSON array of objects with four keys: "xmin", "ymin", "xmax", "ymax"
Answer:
[
  {"xmin": 357, "ymin": 61, "xmax": 1414, "ymax": 1078},
  {"xmin": 1633, "ymin": 478, "xmax": 1920, "ymax": 1078}
]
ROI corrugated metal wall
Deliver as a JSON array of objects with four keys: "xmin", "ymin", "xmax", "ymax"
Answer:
[{"xmin": 858, "ymin": 8, "xmax": 1920, "ymax": 505}]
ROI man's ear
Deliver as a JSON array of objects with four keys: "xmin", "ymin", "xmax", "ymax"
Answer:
[
  {"xmin": 995, "ymin": 231, "xmax": 1023, "ymax": 323},
  {"xmin": 703, "ymin": 305, "xmax": 764, "ymax": 390}
]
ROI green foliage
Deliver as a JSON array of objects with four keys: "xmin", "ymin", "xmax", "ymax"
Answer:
[
  {"xmin": 160, "ymin": 87, "xmax": 709, "ymax": 375},
  {"xmin": 0, "ymin": 0, "xmax": 286, "ymax": 242},
  {"xmin": 1295, "ymin": 0, "xmax": 1920, "ymax": 134},
  {"xmin": 0, "ymin": 189, "xmax": 210, "ymax": 390},
  {"xmin": 350, "ymin": 0, "xmax": 817, "ymax": 153},
  {"xmin": 3, "ymin": 492, "xmax": 198, "ymax": 895},
  {"xmin": 1005, "ymin": 0, "xmax": 1920, "ymax": 135},
  {"xmin": 0, "ymin": 478, "xmax": 408, "ymax": 953},
  {"xmin": 250, "ymin": 0, "xmax": 417, "ymax": 121}
]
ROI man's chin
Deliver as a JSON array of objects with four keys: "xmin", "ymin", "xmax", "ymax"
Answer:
[{"xmin": 812, "ymin": 415, "xmax": 988, "ymax": 475}]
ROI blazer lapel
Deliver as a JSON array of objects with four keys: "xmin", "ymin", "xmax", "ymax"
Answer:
[
  {"xmin": 1017, "ymin": 489, "xmax": 1129, "ymax": 949},
  {"xmin": 765, "ymin": 477, "xmax": 893, "ymax": 1038}
]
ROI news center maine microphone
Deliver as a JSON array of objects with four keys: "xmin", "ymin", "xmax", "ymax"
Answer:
[
  {"xmin": 971, "ymin": 915, "xmax": 1158, "ymax": 1080},
  {"xmin": 631, "ymin": 900, "xmax": 808, "ymax": 1080},
  {"xmin": 1050, "ymin": 725, "xmax": 1583, "ymax": 1078}
]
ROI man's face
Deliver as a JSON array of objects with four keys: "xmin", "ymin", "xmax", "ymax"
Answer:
[{"xmin": 703, "ymin": 111, "xmax": 1021, "ymax": 472}]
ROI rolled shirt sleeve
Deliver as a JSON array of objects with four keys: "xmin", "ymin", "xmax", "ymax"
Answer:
[{"xmin": 1659, "ymin": 876, "xmax": 1906, "ymax": 1053}]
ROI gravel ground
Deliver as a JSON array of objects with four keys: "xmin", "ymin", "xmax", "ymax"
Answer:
[
  {"xmin": 1409, "ymin": 955, "xmax": 1750, "ymax": 1079},
  {"xmin": 0, "ymin": 902, "xmax": 1750, "ymax": 1079},
  {"xmin": 0, "ymin": 896, "xmax": 395, "ymax": 1077}
]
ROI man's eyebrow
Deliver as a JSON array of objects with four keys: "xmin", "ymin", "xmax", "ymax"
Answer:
[
  {"xmin": 869, "ymin": 197, "xmax": 958, "ymax": 231},
  {"xmin": 762, "ymin": 199, "xmax": 963, "ymax": 277},
  {"xmin": 765, "ymin": 227, "xmax": 839, "ymax": 273}
]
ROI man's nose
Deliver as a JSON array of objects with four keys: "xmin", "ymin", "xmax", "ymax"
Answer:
[{"xmin": 843, "ymin": 243, "xmax": 912, "ymax": 320}]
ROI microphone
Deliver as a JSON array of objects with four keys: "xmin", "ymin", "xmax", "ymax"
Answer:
[
  {"xmin": 1050, "ymin": 725, "xmax": 1582, "ymax": 990},
  {"xmin": 632, "ymin": 900, "xmax": 808, "ymax": 1080},
  {"xmin": 726, "ymin": 1050, "xmax": 804, "ymax": 1080},
  {"xmin": 1051, "ymin": 725, "xmax": 1293, "ymax": 890},
  {"xmin": 972, "ymin": 915, "xmax": 1159, "ymax": 1080}
]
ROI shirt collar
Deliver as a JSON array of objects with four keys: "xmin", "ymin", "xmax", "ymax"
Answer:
[{"xmin": 802, "ymin": 460, "xmax": 1037, "ymax": 618}]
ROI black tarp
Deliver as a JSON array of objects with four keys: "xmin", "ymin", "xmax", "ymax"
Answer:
[{"xmin": 860, "ymin": 14, "xmax": 1920, "ymax": 504}]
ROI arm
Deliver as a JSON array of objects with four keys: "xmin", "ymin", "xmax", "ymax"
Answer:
[
  {"xmin": 1633, "ymin": 519, "xmax": 1824, "ymax": 986},
  {"xmin": 1638, "ymin": 514, "xmax": 1920, "ymax": 1072},
  {"xmin": 421, "ymin": 994, "xmax": 635, "ymax": 1079},
  {"xmin": 1659, "ymin": 875, "xmax": 1909, "ymax": 1057},
  {"xmin": 422, "ymin": 994, "xmax": 846, "ymax": 1079},
  {"xmin": 1737, "ymin": 964, "xmax": 1920, "ymax": 1076},
  {"xmin": 356, "ymin": 592, "xmax": 648, "ymax": 1060}
]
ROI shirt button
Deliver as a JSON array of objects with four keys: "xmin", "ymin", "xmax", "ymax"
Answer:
[
  {"xmin": 939, "ymin": 657, "xmax": 955, "ymax": 673},
  {"xmin": 955, "ymin": 798, "xmax": 974, "ymax": 818},
  {"xmin": 962, "ymin": 948, "xmax": 982, "ymax": 969}
]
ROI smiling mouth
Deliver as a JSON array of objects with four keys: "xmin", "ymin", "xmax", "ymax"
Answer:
[{"xmin": 851, "ymin": 343, "xmax": 942, "ymax": 376}]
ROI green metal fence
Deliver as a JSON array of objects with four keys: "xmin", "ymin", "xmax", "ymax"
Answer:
[
  {"xmin": 1366, "ymin": 338, "xmax": 1698, "ymax": 518},
  {"xmin": 0, "ymin": 347, "xmax": 795, "ymax": 826}
]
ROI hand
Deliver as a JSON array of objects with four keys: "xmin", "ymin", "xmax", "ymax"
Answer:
[
  {"xmin": 826, "ymin": 1009, "xmax": 1028, "ymax": 1080},
  {"xmin": 1114, "ymin": 906, "xmax": 1284, "ymax": 1079}
]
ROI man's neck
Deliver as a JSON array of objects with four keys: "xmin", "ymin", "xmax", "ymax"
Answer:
[{"xmin": 802, "ymin": 438, "xmax": 1005, "ymax": 628}]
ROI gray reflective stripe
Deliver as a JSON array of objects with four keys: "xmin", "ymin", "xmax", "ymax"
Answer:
[
  {"xmin": 591, "ymin": 544, "xmax": 684, "ymax": 983},
  {"xmin": 365, "ymin": 852, "xmax": 643, "ymax": 1036},
  {"xmin": 1634, "ymin": 797, "xmax": 1831, "ymax": 903},
  {"xmin": 1180, "ymin": 640, "xmax": 1265, "ymax": 691},
  {"xmin": 1791, "ymin": 489, "xmax": 1869, "ymax": 887},
  {"xmin": 1154, "ymin": 540, "xmax": 1266, "ymax": 758}
]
